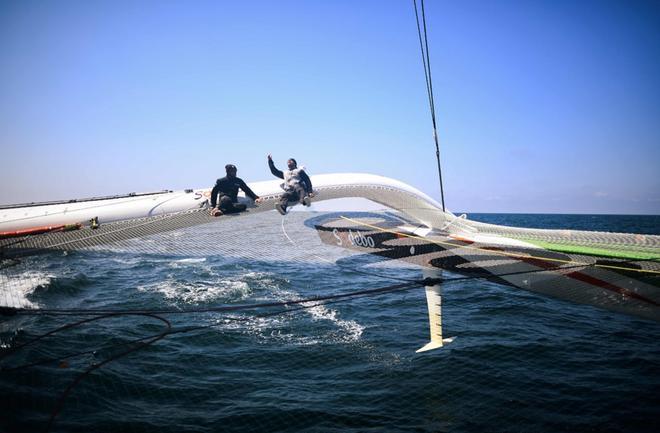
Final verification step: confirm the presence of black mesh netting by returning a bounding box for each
[1,207,659,433]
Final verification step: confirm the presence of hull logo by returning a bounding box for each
[332,229,376,248]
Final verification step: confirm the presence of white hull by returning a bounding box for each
[0,173,447,232]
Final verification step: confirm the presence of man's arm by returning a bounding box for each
[238,179,259,201]
[210,184,219,208]
[268,158,284,179]
[299,170,313,194]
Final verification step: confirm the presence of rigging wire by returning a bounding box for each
[413,0,446,211]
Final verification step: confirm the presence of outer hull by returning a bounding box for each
[309,212,660,322]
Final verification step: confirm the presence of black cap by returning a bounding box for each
[225,164,237,171]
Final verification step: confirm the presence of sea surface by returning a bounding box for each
[1,212,659,433]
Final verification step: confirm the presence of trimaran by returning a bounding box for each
[2,171,659,353]
[1,0,659,354]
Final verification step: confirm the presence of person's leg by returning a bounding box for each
[294,184,306,204]
[218,196,234,213]
[276,190,295,215]
[219,197,249,214]
[212,195,231,216]
[232,203,247,213]
[293,184,311,206]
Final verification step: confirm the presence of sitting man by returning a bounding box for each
[267,154,313,215]
[211,164,262,216]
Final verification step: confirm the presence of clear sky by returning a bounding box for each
[1,0,659,214]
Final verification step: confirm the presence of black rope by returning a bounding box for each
[413,0,446,211]
[0,284,418,373]
[1,261,594,373]
[1,280,424,432]
[0,259,598,432]
[1,261,590,321]
[12,280,424,317]
[45,313,172,433]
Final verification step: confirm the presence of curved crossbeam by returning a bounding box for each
[0,173,451,232]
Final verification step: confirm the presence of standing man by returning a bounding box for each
[211,164,262,216]
[267,154,313,215]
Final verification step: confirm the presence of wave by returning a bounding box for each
[269,287,365,344]
[0,272,53,308]
[189,270,366,346]
[168,257,208,268]
[137,277,252,305]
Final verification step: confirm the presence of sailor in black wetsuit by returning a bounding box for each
[267,154,313,215]
[211,164,262,216]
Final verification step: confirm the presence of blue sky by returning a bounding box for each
[1,0,659,213]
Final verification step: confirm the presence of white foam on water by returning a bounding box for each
[273,288,365,343]
[168,257,208,269]
[270,330,322,346]
[304,302,364,342]
[137,277,251,304]
[0,272,53,309]
[139,268,364,345]
[241,271,287,289]
[110,256,144,265]
[215,315,324,346]
[209,281,365,345]
[174,258,207,264]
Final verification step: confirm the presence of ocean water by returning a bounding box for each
[1,212,659,433]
